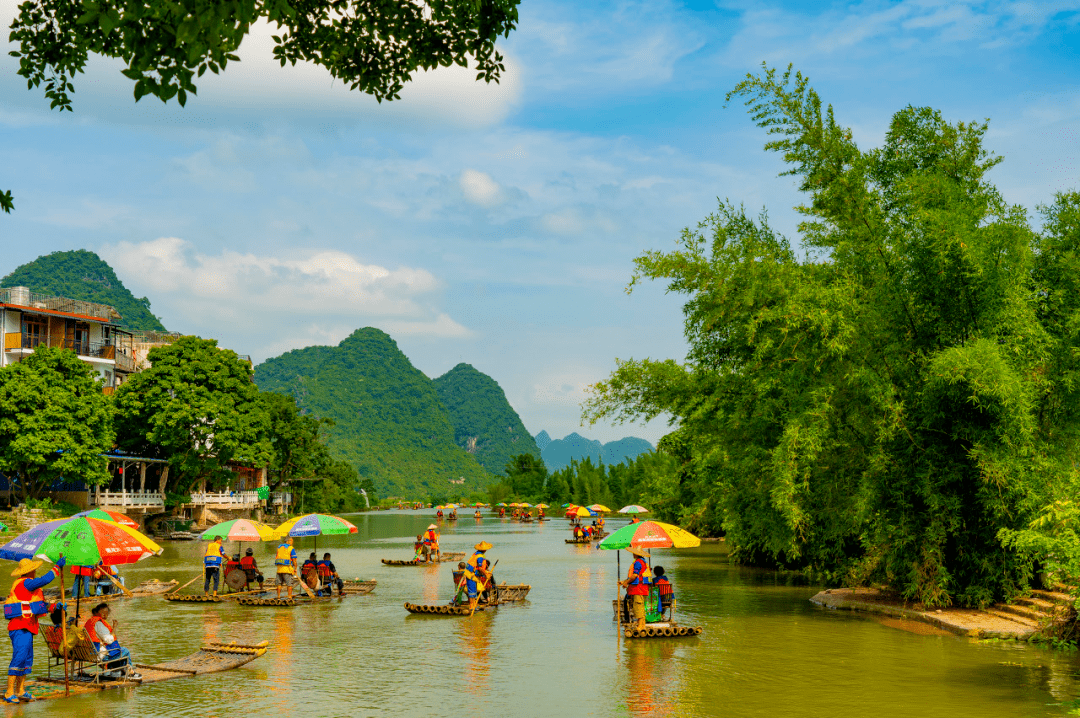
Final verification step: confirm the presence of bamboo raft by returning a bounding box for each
[236,580,377,606]
[565,538,592,544]
[404,583,531,615]
[381,552,465,566]
[20,640,268,703]
[612,599,702,639]
[44,579,179,600]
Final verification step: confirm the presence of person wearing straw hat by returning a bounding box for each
[619,548,651,633]
[4,557,65,703]
[422,524,440,563]
[462,542,493,613]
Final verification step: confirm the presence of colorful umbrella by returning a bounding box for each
[536,504,549,509]
[520,503,533,508]
[201,518,276,542]
[496,503,507,507]
[598,520,700,551]
[570,506,598,518]
[561,503,572,508]
[618,505,649,514]
[0,517,162,566]
[274,513,358,539]
[71,509,140,529]
[588,504,612,513]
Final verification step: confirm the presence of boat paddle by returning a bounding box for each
[168,571,203,598]
[56,554,70,696]
[102,569,134,598]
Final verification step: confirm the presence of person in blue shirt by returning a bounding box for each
[5,557,65,703]
[202,537,228,596]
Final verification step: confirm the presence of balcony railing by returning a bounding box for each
[0,288,120,322]
[90,491,165,508]
[5,334,136,368]
[271,492,292,506]
[189,491,262,506]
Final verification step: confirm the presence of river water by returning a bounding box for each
[4,510,1080,717]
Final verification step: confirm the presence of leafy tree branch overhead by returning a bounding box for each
[3,0,522,212]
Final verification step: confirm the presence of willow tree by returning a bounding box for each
[586,65,1080,607]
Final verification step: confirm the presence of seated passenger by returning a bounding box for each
[317,553,344,596]
[84,603,139,680]
[652,566,674,616]
[300,553,320,589]
[92,563,123,596]
[240,548,264,590]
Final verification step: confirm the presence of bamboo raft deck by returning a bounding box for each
[611,599,702,639]
[236,580,377,606]
[565,538,593,544]
[44,579,179,600]
[18,641,268,703]
[381,552,466,566]
[404,583,531,615]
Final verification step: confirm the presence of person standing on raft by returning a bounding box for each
[274,536,298,600]
[203,536,228,596]
[422,524,440,562]
[619,547,651,633]
[5,557,65,703]
[461,542,493,612]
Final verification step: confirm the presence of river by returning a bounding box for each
[5,510,1080,717]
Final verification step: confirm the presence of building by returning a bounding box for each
[0,286,136,392]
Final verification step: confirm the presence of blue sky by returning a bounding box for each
[1,0,1079,444]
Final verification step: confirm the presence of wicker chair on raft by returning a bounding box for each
[42,626,128,683]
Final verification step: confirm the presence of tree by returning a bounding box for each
[113,336,271,501]
[0,346,113,499]
[586,64,1074,607]
[3,0,521,212]
[260,390,330,492]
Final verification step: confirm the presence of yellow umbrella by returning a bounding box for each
[535,504,549,509]
[588,504,612,513]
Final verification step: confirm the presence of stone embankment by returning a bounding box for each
[811,587,1073,640]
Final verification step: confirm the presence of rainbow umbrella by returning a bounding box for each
[201,518,276,542]
[618,505,649,514]
[570,506,598,518]
[561,503,572,508]
[536,504,549,509]
[0,516,162,566]
[71,509,140,528]
[588,504,612,513]
[274,513,358,539]
[496,503,507,507]
[598,520,700,551]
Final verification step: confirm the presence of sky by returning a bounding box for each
[1,0,1079,445]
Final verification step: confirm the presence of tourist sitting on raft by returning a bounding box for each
[93,564,124,596]
[5,557,65,703]
[240,548,264,590]
[84,603,139,681]
[652,566,674,618]
[474,510,482,519]
[317,553,344,596]
[436,509,444,519]
[498,507,506,517]
[301,553,320,591]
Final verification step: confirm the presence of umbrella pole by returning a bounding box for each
[57,557,70,696]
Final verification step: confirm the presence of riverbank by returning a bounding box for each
[810,587,1074,640]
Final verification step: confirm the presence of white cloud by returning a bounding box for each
[459,169,503,207]
[99,238,470,357]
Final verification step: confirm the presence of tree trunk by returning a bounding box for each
[158,464,169,497]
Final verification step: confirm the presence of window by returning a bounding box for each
[21,316,45,348]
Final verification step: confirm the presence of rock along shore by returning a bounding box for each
[809,587,1069,640]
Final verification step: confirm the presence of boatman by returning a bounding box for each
[422,524,440,563]
[461,541,493,613]
[5,556,65,703]
[619,547,651,633]
[274,536,298,600]
[203,536,228,596]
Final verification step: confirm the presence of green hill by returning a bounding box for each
[253,328,491,499]
[433,363,540,475]
[1,250,166,331]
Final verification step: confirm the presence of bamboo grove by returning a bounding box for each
[585,66,1080,608]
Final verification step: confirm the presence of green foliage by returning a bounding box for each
[254,327,491,499]
[114,336,272,495]
[434,363,540,475]
[8,0,520,112]
[0,189,12,214]
[1,250,166,331]
[585,64,1080,607]
[0,346,114,499]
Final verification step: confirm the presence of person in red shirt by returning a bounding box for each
[619,548,651,632]
[4,557,65,703]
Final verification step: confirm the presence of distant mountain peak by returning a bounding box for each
[535,430,552,451]
[1,250,166,332]
[537,431,655,472]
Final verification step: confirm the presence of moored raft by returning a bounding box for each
[23,638,268,702]
[381,552,465,566]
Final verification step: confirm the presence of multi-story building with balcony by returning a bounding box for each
[0,286,137,391]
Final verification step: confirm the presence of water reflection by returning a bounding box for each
[459,611,493,698]
[622,639,680,717]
